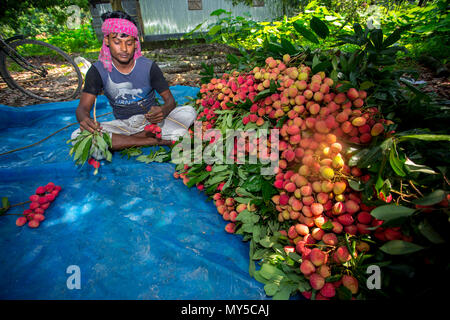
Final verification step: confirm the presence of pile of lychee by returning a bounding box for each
[181,54,408,299]
[16,182,61,228]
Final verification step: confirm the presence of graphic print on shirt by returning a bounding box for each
[106,74,149,105]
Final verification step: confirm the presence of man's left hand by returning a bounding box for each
[145,106,166,124]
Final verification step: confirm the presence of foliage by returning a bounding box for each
[187,1,449,64]
[43,24,101,54]
[0,1,89,34]
[0,1,100,54]
[68,130,112,166]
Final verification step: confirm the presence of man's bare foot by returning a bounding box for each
[111,133,173,150]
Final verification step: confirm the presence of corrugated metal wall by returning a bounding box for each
[90,0,285,41]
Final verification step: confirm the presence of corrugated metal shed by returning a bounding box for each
[89,0,286,42]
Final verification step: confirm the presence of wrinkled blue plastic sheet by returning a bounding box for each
[0,86,268,300]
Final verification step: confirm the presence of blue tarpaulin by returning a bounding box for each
[0,86,268,300]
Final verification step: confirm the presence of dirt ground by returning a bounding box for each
[0,43,448,107]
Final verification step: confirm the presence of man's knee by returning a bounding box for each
[169,105,197,127]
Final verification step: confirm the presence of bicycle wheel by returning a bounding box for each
[0,39,83,102]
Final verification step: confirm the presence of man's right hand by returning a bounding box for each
[79,117,102,133]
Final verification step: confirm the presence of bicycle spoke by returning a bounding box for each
[1,39,82,101]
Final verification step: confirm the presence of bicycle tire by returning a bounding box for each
[0,51,19,90]
[0,39,83,102]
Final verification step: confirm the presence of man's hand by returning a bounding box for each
[145,106,166,124]
[79,117,102,133]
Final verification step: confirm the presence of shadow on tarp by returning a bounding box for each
[0,86,269,300]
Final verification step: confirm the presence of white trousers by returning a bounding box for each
[71,105,197,160]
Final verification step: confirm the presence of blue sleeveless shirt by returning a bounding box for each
[93,57,156,120]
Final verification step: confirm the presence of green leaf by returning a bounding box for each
[253,270,270,285]
[370,29,383,50]
[242,174,262,192]
[210,9,227,16]
[2,196,10,209]
[258,263,285,280]
[398,134,450,142]
[208,25,222,36]
[418,219,445,244]
[235,187,257,199]
[1,197,10,215]
[312,61,332,74]
[348,149,368,167]
[320,220,334,231]
[259,236,275,248]
[348,179,364,191]
[261,179,277,201]
[73,135,91,162]
[383,26,408,48]
[336,286,353,300]
[389,148,406,177]
[293,20,319,44]
[253,248,269,260]
[298,280,311,292]
[288,252,302,263]
[272,284,292,300]
[325,274,343,283]
[370,205,416,222]
[234,197,250,204]
[379,240,425,255]
[360,81,374,90]
[102,132,112,148]
[280,37,297,55]
[226,53,239,65]
[211,164,230,173]
[95,135,108,153]
[412,190,446,206]
[357,145,382,168]
[264,283,279,296]
[186,21,205,36]
[204,173,228,186]
[310,16,329,39]
[253,89,271,102]
[353,23,364,40]
[267,41,283,54]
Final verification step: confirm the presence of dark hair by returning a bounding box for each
[101,11,137,26]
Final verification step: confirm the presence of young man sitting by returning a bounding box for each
[72,11,196,159]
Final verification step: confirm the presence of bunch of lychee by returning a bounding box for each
[16,182,61,228]
[211,190,257,234]
[186,55,402,299]
[249,55,386,145]
[88,157,101,175]
[144,123,162,139]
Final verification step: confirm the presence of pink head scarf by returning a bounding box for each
[98,18,142,72]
